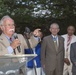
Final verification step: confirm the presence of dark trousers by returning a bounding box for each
[73,72,76,75]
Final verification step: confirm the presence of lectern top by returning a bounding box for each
[0,54,37,58]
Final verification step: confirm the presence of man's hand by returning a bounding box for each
[33,28,41,37]
[42,65,45,71]
[43,65,45,69]
[10,39,21,49]
[64,58,70,65]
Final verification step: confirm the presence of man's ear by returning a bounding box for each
[0,25,4,31]
[49,28,51,32]
[58,29,60,32]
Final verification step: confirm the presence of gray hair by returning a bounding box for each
[50,23,59,29]
[0,15,14,26]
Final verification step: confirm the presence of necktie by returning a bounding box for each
[10,38,16,54]
[53,37,58,51]
[66,36,72,58]
[10,38,12,43]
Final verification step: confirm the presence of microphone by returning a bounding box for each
[24,27,31,39]
[25,27,31,34]
[13,33,21,53]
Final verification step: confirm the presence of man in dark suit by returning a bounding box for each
[70,42,76,75]
[41,23,64,75]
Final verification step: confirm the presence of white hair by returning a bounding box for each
[50,23,59,29]
[0,15,14,26]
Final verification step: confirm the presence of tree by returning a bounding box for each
[0,0,76,35]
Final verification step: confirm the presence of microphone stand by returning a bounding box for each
[24,33,37,75]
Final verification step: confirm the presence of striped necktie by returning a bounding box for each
[66,36,72,58]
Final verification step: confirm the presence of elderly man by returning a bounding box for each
[41,23,64,75]
[62,26,76,75]
[0,15,41,75]
[0,15,41,54]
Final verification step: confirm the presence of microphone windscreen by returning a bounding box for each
[13,33,21,53]
[13,33,18,39]
[25,27,31,34]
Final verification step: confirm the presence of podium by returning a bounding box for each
[0,54,37,75]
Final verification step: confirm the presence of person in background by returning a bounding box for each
[70,40,76,75]
[0,15,41,75]
[62,26,76,75]
[25,31,45,75]
[41,23,64,75]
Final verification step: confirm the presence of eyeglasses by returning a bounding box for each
[2,24,15,27]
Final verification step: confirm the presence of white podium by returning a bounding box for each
[0,54,37,75]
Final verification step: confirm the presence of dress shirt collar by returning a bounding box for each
[52,34,58,39]
[4,34,14,42]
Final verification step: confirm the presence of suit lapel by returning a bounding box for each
[0,33,21,55]
[70,35,75,44]
[58,36,60,50]
[50,35,57,52]
[0,33,10,47]
[50,35,62,53]
[57,36,62,53]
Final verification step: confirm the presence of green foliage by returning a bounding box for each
[0,0,76,35]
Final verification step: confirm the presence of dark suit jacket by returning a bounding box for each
[70,42,76,72]
[41,35,64,72]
